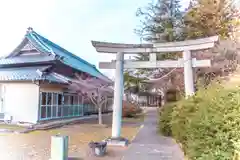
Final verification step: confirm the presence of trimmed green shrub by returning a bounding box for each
[159,102,176,136]
[159,84,240,159]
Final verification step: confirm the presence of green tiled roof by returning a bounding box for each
[0,66,68,83]
[0,55,54,65]
[21,28,111,83]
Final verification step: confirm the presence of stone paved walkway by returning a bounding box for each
[122,108,184,160]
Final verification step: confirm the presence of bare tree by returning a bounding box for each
[66,73,113,125]
[87,87,110,125]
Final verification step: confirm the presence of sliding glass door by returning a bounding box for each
[39,92,85,121]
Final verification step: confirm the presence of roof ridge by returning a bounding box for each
[29,30,96,68]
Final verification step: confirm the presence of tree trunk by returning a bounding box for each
[98,105,103,125]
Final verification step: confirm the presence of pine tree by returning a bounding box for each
[135,0,184,43]
[133,0,184,76]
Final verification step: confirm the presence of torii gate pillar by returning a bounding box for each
[183,50,195,96]
[104,52,129,146]
[112,52,124,138]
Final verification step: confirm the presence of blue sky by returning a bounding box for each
[0,0,190,78]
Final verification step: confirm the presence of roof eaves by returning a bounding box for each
[7,35,51,58]
[7,38,29,58]
[58,58,111,83]
[94,68,113,83]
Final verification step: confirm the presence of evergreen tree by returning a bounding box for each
[184,0,240,40]
[135,0,184,43]
[124,71,148,101]
[183,0,240,86]
[133,0,184,77]
[124,71,147,93]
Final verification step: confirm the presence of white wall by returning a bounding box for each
[40,83,65,93]
[2,82,39,124]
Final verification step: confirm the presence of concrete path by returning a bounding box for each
[122,108,184,160]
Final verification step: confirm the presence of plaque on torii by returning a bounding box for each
[91,36,219,146]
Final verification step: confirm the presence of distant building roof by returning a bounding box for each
[7,27,111,83]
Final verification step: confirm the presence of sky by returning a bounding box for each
[0,0,190,79]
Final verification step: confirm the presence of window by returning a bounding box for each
[70,96,74,105]
[58,94,63,105]
[47,93,52,105]
[64,95,70,105]
[40,92,85,120]
[40,92,58,119]
[41,106,46,119]
[41,92,46,105]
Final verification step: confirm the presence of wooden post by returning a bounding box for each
[112,52,124,138]
[50,135,69,160]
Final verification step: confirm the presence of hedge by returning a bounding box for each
[159,84,240,160]
[158,102,176,136]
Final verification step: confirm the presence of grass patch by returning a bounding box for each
[0,124,25,130]
[0,114,142,160]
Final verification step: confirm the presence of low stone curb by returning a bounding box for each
[13,113,112,134]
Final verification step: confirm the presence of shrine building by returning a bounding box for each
[0,27,112,124]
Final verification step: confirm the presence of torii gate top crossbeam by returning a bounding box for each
[91,36,219,54]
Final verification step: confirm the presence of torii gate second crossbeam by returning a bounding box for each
[91,36,219,146]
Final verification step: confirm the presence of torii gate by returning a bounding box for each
[91,36,219,146]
